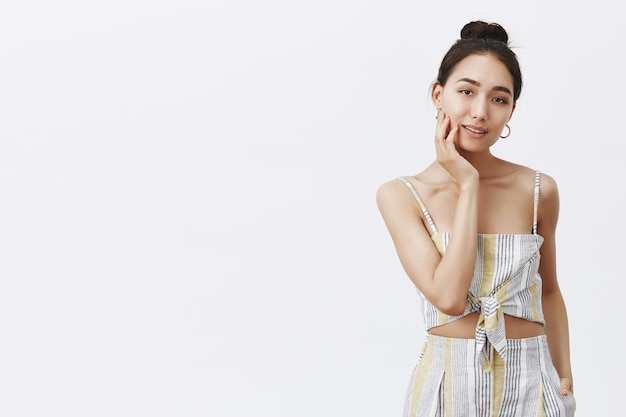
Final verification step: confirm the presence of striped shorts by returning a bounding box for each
[404,334,576,416]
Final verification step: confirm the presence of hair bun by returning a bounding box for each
[460,21,508,43]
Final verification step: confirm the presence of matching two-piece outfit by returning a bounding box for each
[395,172,576,416]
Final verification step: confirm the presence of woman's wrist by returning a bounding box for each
[459,176,479,192]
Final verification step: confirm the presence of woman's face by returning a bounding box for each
[432,53,516,153]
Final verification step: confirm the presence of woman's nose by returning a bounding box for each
[471,99,488,120]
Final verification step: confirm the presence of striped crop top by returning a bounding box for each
[395,171,545,370]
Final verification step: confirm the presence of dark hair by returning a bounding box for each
[437,21,523,101]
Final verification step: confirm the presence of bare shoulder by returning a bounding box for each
[538,171,560,215]
[376,165,439,205]
[538,171,559,199]
[376,177,416,211]
[513,165,559,200]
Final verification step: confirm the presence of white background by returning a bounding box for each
[0,0,623,416]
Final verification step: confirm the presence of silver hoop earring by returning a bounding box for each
[500,124,511,139]
[435,108,441,119]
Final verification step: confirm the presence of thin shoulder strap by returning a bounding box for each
[532,170,541,235]
[395,177,438,234]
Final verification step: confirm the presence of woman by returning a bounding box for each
[376,21,575,416]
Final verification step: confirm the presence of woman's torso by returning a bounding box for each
[401,163,545,340]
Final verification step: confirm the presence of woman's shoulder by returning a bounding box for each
[509,163,558,192]
[376,175,417,205]
[498,162,559,202]
[489,160,555,184]
[536,170,559,208]
[376,165,441,198]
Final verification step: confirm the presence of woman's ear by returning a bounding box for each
[431,82,443,109]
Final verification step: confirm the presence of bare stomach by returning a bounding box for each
[428,312,545,339]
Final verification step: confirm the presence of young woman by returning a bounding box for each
[376,21,575,416]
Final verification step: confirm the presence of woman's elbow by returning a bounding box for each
[439,304,466,316]
[431,295,467,316]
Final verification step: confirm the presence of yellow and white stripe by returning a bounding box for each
[404,335,576,416]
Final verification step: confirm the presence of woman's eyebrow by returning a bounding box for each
[456,77,512,96]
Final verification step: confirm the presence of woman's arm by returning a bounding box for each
[537,174,574,395]
[376,113,480,316]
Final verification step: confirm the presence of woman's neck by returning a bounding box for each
[458,150,502,178]
[431,150,506,182]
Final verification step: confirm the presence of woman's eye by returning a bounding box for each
[493,97,507,104]
[460,89,471,95]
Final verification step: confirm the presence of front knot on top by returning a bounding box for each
[469,294,507,372]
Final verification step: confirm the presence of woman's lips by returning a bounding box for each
[462,125,488,137]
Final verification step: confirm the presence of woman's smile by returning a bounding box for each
[462,124,489,137]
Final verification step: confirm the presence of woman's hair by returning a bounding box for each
[437,21,522,101]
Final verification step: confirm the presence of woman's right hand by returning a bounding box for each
[434,111,479,186]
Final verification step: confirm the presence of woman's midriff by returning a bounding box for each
[428,312,545,339]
